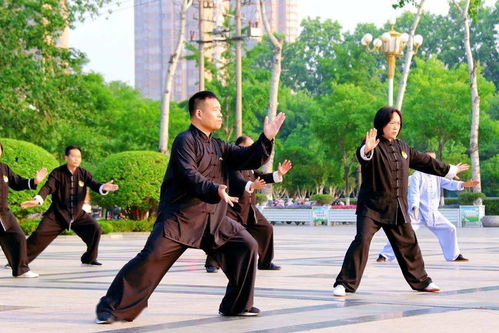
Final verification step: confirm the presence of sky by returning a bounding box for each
[70,0,493,86]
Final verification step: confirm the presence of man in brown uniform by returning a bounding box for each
[205,135,292,272]
[0,142,47,278]
[95,91,286,324]
[21,146,119,266]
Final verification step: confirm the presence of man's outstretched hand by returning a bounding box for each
[218,185,239,207]
[263,112,286,141]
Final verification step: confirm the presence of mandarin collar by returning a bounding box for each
[190,124,212,143]
[64,164,79,175]
[378,136,398,145]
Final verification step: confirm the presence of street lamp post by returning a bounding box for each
[361,19,423,106]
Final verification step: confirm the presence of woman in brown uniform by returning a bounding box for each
[333,106,469,297]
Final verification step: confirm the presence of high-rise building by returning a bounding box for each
[134,0,300,101]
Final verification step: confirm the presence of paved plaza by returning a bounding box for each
[0,224,498,332]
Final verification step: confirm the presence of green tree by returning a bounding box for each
[312,84,380,202]
[402,57,495,161]
[481,154,498,196]
[281,17,342,95]
[394,3,498,88]
[0,0,114,143]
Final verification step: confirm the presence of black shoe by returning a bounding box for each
[95,312,116,324]
[206,265,219,273]
[376,254,387,263]
[82,261,102,267]
[219,307,260,317]
[453,254,469,262]
[259,263,281,270]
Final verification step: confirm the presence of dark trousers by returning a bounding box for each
[26,213,102,264]
[334,214,432,292]
[0,222,30,276]
[96,221,258,321]
[206,216,274,269]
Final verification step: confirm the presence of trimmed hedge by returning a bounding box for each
[0,138,59,218]
[19,218,155,235]
[458,192,487,205]
[93,151,169,220]
[484,198,499,215]
[310,194,333,205]
[255,193,268,205]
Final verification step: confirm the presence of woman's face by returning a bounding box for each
[382,112,401,141]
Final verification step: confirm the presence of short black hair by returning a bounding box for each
[235,135,251,146]
[373,106,403,137]
[65,145,82,156]
[188,91,218,117]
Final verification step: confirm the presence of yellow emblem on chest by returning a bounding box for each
[401,151,408,159]
[78,180,85,187]
[3,175,8,183]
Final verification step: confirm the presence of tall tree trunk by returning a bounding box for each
[258,0,283,199]
[453,0,482,196]
[396,0,427,111]
[158,0,193,154]
[343,153,351,205]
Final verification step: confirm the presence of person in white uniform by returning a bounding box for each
[377,151,479,263]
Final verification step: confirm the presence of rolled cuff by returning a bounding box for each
[99,184,109,196]
[444,165,458,180]
[273,171,283,183]
[34,195,44,206]
[360,145,374,161]
[245,181,254,193]
[28,179,32,190]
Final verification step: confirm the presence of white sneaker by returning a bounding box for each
[333,284,346,297]
[423,282,440,292]
[16,271,39,278]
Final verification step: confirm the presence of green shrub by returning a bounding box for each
[93,151,169,220]
[458,192,486,205]
[100,219,154,232]
[99,221,114,234]
[484,198,499,215]
[19,219,40,235]
[19,218,117,235]
[255,193,268,205]
[0,138,59,218]
[310,194,333,206]
[443,198,459,206]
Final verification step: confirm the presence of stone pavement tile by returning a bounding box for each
[0,225,497,332]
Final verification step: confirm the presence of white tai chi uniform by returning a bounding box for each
[379,171,464,261]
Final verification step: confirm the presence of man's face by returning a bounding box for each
[382,112,401,140]
[0,146,2,158]
[196,97,223,132]
[239,138,254,147]
[64,149,82,168]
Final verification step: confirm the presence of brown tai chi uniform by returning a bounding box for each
[96,125,273,321]
[334,137,453,292]
[26,165,106,264]
[0,163,37,276]
[206,169,279,269]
